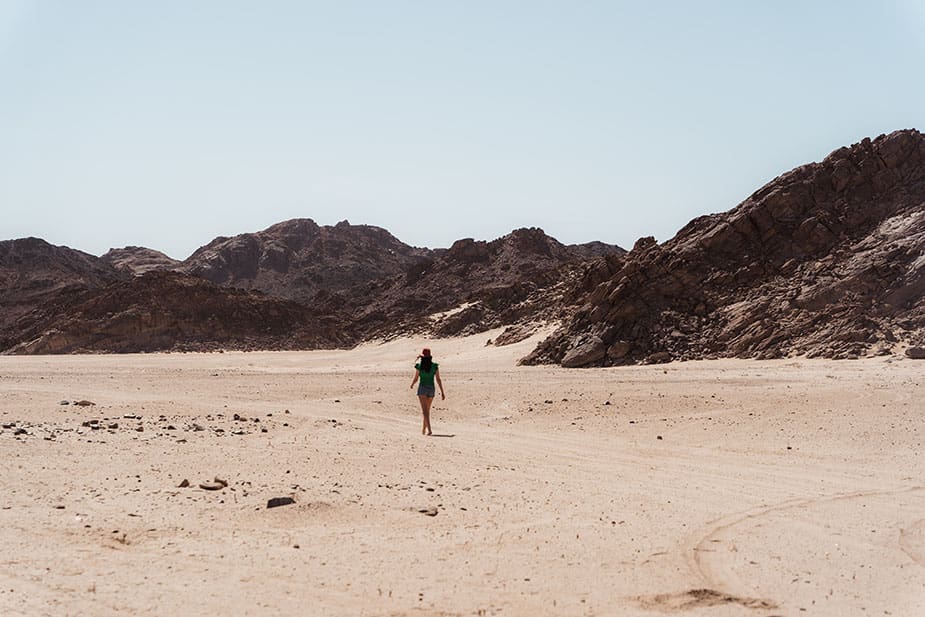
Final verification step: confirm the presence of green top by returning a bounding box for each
[415,362,439,387]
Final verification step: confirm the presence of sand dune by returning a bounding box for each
[1,329,923,616]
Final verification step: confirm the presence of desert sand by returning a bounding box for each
[1,328,923,616]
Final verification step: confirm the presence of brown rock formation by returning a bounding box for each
[354,227,625,339]
[179,219,432,304]
[0,238,124,350]
[7,271,351,354]
[524,129,925,366]
[101,246,180,275]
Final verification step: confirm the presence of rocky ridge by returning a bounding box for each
[353,227,623,341]
[0,225,622,354]
[8,271,352,354]
[523,129,925,366]
[178,219,432,305]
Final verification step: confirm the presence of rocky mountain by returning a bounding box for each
[174,219,623,343]
[1,222,622,354]
[355,227,625,341]
[523,129,925,367]
[0,238,124,350]
[7,271,352,354]
[179,219,432,304]
[101,246,180,275]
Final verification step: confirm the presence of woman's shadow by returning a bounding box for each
[429,433,455,438]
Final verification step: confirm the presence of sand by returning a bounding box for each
[1,328,923,616]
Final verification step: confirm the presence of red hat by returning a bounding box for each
[421,348,431,357]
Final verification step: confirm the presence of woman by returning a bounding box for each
[410,348,445,435]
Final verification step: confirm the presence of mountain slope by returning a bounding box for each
[5,271,352,354]
[524,129,925,366]
[0,238,124,350]
[354,227,625,340]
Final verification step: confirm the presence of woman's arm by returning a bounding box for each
[435,369,445,400]
[410,370,420,389]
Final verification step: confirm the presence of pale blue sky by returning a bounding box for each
[1,1,923,259]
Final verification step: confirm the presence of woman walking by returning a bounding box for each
[410,348,445,435]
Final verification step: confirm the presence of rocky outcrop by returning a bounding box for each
[179,219,432,304]
[354,227,624,339]
[0,238,124,350]
[101,246,180,275]
[524,129,925,366]
[5,271,352,354]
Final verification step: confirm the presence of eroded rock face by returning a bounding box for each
[179,219,432,304]
[0,238,124,350]
[6,271,352,354]
[101,246,180,275]
[524,129,925,366]
[353,227,625,340]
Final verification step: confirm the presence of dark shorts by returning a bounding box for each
[417,384,436,398]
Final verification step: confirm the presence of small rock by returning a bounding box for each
[213,477,228,488]
[656,435,663,440]
[418,507,438,517]
[74,400,96,407]
[561,335,606,368]
[267,497,295,509]
[59,400,70,406]
[14,428,27,436]
[905,347,925,359]
[178,479,190,488]
[199,481,225,491]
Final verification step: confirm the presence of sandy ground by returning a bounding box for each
[1,328,923,617]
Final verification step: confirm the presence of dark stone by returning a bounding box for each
[905,347,925,359]
[267,497,296,509]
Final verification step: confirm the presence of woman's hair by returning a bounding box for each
[420,355,433,372]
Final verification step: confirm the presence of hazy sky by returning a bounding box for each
[1,1,923,259]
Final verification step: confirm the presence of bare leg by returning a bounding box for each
[419,395,433,435]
